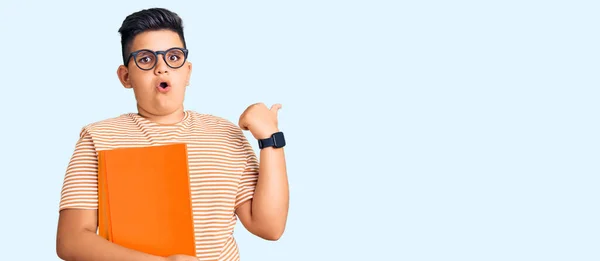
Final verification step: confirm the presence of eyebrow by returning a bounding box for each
[133,47,185,52]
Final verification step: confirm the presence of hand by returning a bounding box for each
[238,102,282,140]
[166,254,198,261]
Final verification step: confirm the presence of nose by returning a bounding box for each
[154,54,169,75]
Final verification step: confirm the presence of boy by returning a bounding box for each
[55,8,289,261]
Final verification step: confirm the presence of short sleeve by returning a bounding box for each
[58,128,99,211]
[234,133,259,209]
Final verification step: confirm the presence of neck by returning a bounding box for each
[136,105,185,125]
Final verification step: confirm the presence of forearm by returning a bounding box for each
[57,229,166,261]
[251,146,289,235]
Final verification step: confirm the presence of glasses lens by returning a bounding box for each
[166,49,186,68]
[135,50,157,70]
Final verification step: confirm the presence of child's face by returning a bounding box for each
[117,30,192,116]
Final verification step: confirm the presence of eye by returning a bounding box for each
[167,49,185,62]
[168,54,180,61]
[138,56,154,64]
[135,51,155,64]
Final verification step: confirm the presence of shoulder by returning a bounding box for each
[78,113,138,138]
[187,111,242,134]
[186,111,253,148]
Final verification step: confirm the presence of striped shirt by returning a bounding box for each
[59,110,259,261]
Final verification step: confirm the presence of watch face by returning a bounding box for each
[272,132,286,148]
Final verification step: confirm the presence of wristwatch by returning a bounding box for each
[258,132,286,149]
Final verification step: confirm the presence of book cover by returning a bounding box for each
[98,143,196,257]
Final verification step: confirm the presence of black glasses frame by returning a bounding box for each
[126,47,189,71]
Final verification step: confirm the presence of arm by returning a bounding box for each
[56,209,167,261]
[56,129,194,261]
[236,103,290,240]
[236,145,289,240]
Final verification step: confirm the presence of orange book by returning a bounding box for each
[97,143,196,257]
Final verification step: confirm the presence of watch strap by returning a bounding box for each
[258,136,275,149]
[258,132,285,149]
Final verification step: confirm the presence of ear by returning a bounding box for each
[185,61,193,86]
[117,65,132,89]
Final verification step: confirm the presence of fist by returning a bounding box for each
[166,254,198,261]
[238,102,281,140]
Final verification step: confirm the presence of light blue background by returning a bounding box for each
[0,0,598,260]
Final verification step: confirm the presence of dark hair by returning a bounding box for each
[118,8,187,65]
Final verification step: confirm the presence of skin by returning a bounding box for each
[117,29,192,124]
[56,29,289,261]
[237,103,289,241]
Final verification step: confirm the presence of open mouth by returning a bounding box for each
[157,81,171,93]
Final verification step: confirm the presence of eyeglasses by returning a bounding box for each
[126,47,189,70]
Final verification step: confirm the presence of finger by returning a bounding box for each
[270,104,282,117]
[238,119,247,130]
[270,103,282,113]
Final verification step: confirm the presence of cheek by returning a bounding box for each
[170,72,188,87]
[129,72,154,87]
